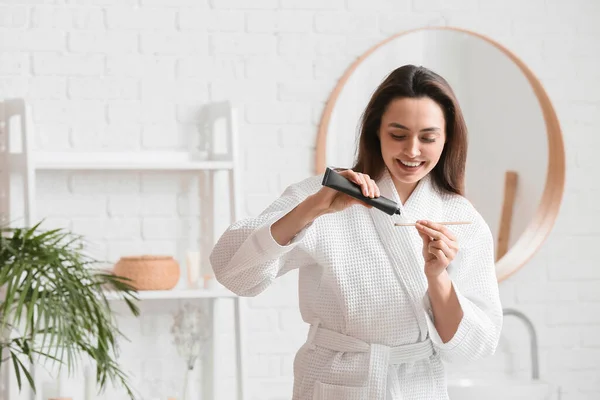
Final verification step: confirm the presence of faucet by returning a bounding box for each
[503,308,539,380]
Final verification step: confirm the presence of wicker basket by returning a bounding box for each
[113,255,180,291]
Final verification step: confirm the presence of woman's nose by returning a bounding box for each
[404,139,421,158]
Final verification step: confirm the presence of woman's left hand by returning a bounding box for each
[415,220,459,278]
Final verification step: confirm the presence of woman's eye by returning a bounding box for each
[422,138,436,143]
[391,134,405,140]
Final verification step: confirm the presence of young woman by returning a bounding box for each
[210,65,502,400]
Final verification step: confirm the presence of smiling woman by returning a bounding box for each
[211,61,504,399]
[351,64,466,204]
[315,27,565,282]
[210,28,563,400]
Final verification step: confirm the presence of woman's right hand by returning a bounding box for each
[310,169,381,215]
[271,169,381,245]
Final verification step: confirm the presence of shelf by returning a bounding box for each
[26,151,234,171]
[105,288,238,301]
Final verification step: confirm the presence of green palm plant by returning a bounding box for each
[0,221,140,398]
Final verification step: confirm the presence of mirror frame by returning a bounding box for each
[315,26,565,282]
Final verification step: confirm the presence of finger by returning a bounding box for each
[362,174,371,198]
[366,177,380,198]
[416,223,457,249]
[429,240,455,259]
[341,169,359,183]
[356,173,370,197]
[415,223,447,243]
[417,228,431,248]
[418,220,457,241]
[346,170,369,197]
[430,247,449,263]
[365,175,377,198]
[428,242,449,259]
[419,221,459,252]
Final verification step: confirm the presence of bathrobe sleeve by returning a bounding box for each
[423,216,503,363]
[209,178,318,297]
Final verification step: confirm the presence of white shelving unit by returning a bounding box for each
[0,98,247,400]
[28,151,235,171]
[105,289,238,301]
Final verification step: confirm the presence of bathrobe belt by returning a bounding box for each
[307,324,435,399]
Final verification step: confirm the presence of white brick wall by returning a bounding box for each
[2,0,599,399]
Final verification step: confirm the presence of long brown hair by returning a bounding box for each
[353,64,467,196]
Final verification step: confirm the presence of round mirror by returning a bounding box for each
[315,27,565,282]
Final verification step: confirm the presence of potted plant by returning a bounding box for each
[0,222,140,398]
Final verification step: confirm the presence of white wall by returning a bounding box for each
[1,0,599,399]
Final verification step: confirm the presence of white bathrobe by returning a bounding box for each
[210,169,503,400]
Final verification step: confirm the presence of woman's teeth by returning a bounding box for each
[399,160,422,167]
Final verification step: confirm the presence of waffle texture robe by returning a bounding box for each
[210,169,503,400]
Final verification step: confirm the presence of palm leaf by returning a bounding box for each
[0,222,140,398]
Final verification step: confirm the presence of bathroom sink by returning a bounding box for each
[447,378,552,400]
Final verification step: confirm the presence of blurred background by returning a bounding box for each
[0,0,599,399]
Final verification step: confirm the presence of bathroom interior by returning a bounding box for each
[0,0,597,399]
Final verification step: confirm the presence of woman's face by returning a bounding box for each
[379,97,446,192]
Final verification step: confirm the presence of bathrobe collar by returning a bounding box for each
[369,169,441,341]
